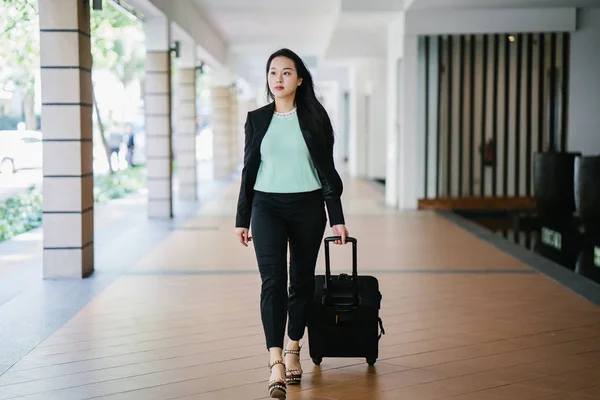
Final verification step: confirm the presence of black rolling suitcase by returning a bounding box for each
[307,236,385,366]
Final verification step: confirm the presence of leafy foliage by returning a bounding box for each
[0,185,42,242]
[90,3,143,74]
[0,0,39,94]
[93,166,147,203]
[0,0,145,95]
[0,167,147,242]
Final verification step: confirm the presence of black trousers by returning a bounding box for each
[251,190,326,350]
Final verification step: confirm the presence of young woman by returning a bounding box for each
[235,48,348,399]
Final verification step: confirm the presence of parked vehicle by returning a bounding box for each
[0,130,43,174]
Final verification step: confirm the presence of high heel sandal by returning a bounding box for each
[268,359,287,399]
[283,345,303,385]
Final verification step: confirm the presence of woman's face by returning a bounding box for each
[268,56,303,100]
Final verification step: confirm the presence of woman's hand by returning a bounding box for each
[332,224,349,245]
[236,228,252,247]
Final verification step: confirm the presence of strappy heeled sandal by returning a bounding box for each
[268,359,287,399]
[283,345,303,385]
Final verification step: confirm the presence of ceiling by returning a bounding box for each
[341,0,406,12]
[191,0,404,86]
[408,0,600,9]
[187,0,599,86]
[324,12,398,60]
[193,0,340,56]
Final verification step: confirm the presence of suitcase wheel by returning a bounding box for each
[312,357,322,366]
[367,358,377,366]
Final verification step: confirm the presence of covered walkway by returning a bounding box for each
[1,179,599,400]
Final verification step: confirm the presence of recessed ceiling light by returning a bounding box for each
[508,35,516,42]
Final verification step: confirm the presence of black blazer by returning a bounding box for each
[235,102,345,229]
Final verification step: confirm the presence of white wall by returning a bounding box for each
[327,29,388,59]
[405,7,577,35]
[367,58,387,180]
[568,8,600,156]
[314,66,350,163]
[144,16,170,51]
[347,59,387,179]
[316,80,341,159]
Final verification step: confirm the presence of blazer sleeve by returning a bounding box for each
[322,137,345,227]
[235,113,253,228]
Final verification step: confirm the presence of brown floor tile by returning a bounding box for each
[372,380,468,399]
[2,179,600,400]
[479,382,560,399]
[568,385,600,399]
[518,368,598,393]
[348,368,447,391]
[441,394,513,400]
[539,395,600,400]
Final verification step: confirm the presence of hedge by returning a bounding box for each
[0,167,147,242]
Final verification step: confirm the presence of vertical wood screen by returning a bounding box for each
[420,33,570,199]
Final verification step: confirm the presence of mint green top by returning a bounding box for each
[253,109,322,193]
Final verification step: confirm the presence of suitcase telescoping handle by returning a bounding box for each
[323,236,359,306]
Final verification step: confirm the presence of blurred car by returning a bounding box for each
[0,130,43,174]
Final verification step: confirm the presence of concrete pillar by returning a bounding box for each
[348,60,369,178]
[39,0,94,278]
[144,17,173,218]
[385,14,405,208]
[229,90,238,172]
[211,86,236,179]
[175,41,197,200]
[398,34,420,211]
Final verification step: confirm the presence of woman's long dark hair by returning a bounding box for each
[265,48,334,146]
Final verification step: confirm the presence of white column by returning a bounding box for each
[385,15,404,207]
[175,40,197,200]
[39,0,94,278]
[349,59,384,179]
[211,68,238,179]
[144,17,173,218]
[229,90,238,172]
[366,58,387,181]
[398,34,421,211]
[348,64,360,178]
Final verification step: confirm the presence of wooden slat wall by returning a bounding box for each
[419,33,571,208]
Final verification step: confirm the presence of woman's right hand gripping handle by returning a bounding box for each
[235,228,252,247]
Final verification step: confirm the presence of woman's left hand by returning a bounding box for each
[332,224,349,245]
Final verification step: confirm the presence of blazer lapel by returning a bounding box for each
[253,102,275,148]
[300,128,314,151]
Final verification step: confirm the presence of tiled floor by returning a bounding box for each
[1,178,600,399]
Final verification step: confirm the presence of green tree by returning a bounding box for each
[89,3,145,173]
[111,37,145,90]
[0,0,145,172]
[0,1,145,128]
[90,3,144,88]
[0,0,40,129]
[90,3,139,69]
